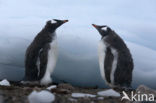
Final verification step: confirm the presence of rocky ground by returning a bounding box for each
[0,81,155,103]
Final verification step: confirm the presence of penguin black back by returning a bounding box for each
[105,29,134,87]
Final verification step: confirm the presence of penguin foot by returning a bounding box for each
[40,78,52,86]
[20,81,40,85]
[113,84,134,92]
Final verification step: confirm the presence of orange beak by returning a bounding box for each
[63,20,69,23]
[92,24,97,28]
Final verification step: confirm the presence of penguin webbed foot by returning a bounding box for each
[113,84,134,92]
[20,80,40,86]
[120,84,134,92]
[121,86,133,92]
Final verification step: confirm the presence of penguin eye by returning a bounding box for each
[101,27,108,31]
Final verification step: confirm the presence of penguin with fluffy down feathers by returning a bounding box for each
[24,19,68,85]
[92,24,134,88]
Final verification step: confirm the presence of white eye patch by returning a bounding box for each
[101,27,108,31]
[51,20,57,24]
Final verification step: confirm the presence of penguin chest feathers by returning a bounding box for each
[46,33,58,73]
[98,38,119,87]
[40,32,58,85]
[98,39,108,82]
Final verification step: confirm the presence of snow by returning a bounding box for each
[97,89,120,97]
[0,79,10,86]
[97,97,104,100]
[71,93,96,98]
[28,90,55,103]
[46,85,57,90]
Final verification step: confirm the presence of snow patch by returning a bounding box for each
[97,97,104,100]
[0,79,10,86]
[47,85,57,90]
[71,93,96,98]
[97,89,120,97]
[28,90,55,103]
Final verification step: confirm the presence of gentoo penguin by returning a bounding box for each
[24,19,68,85]
[92,24,134,88]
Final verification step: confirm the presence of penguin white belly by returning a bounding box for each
[40,39,58,85]
[98,40,108,84]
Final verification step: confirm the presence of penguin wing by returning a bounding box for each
[36,48,43,76]
[38,44,50,80]
[104,47,114,83]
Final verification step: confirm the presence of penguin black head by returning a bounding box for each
[45,19,68,32]
[92,24,111,37]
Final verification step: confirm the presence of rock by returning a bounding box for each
[51,88,71,94]
[51,83,74,94]
[133,85,156,103]
[57,83,75,91]
[68,97,77,102]
[0,95,4,103]
[136,85,156,96]
[97,97,104,100]
[0,82,124,103]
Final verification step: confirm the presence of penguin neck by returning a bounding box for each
[101,35,108,40]
[44,25,56,33]
[51,31,57,40]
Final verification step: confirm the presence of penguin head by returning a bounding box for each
[45,19,68,32]
[92,24,111,37]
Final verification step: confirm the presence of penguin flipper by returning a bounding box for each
[104,47,114,84]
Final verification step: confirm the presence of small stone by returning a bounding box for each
[97,97,104,100]
[0,95,4,103]
[68,98,77,102]
[136,85,156,97]
[57,83,74,91]
[51,88,71,94]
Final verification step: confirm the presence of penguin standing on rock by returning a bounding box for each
[24,19,68,85]
[92,24,134,88]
